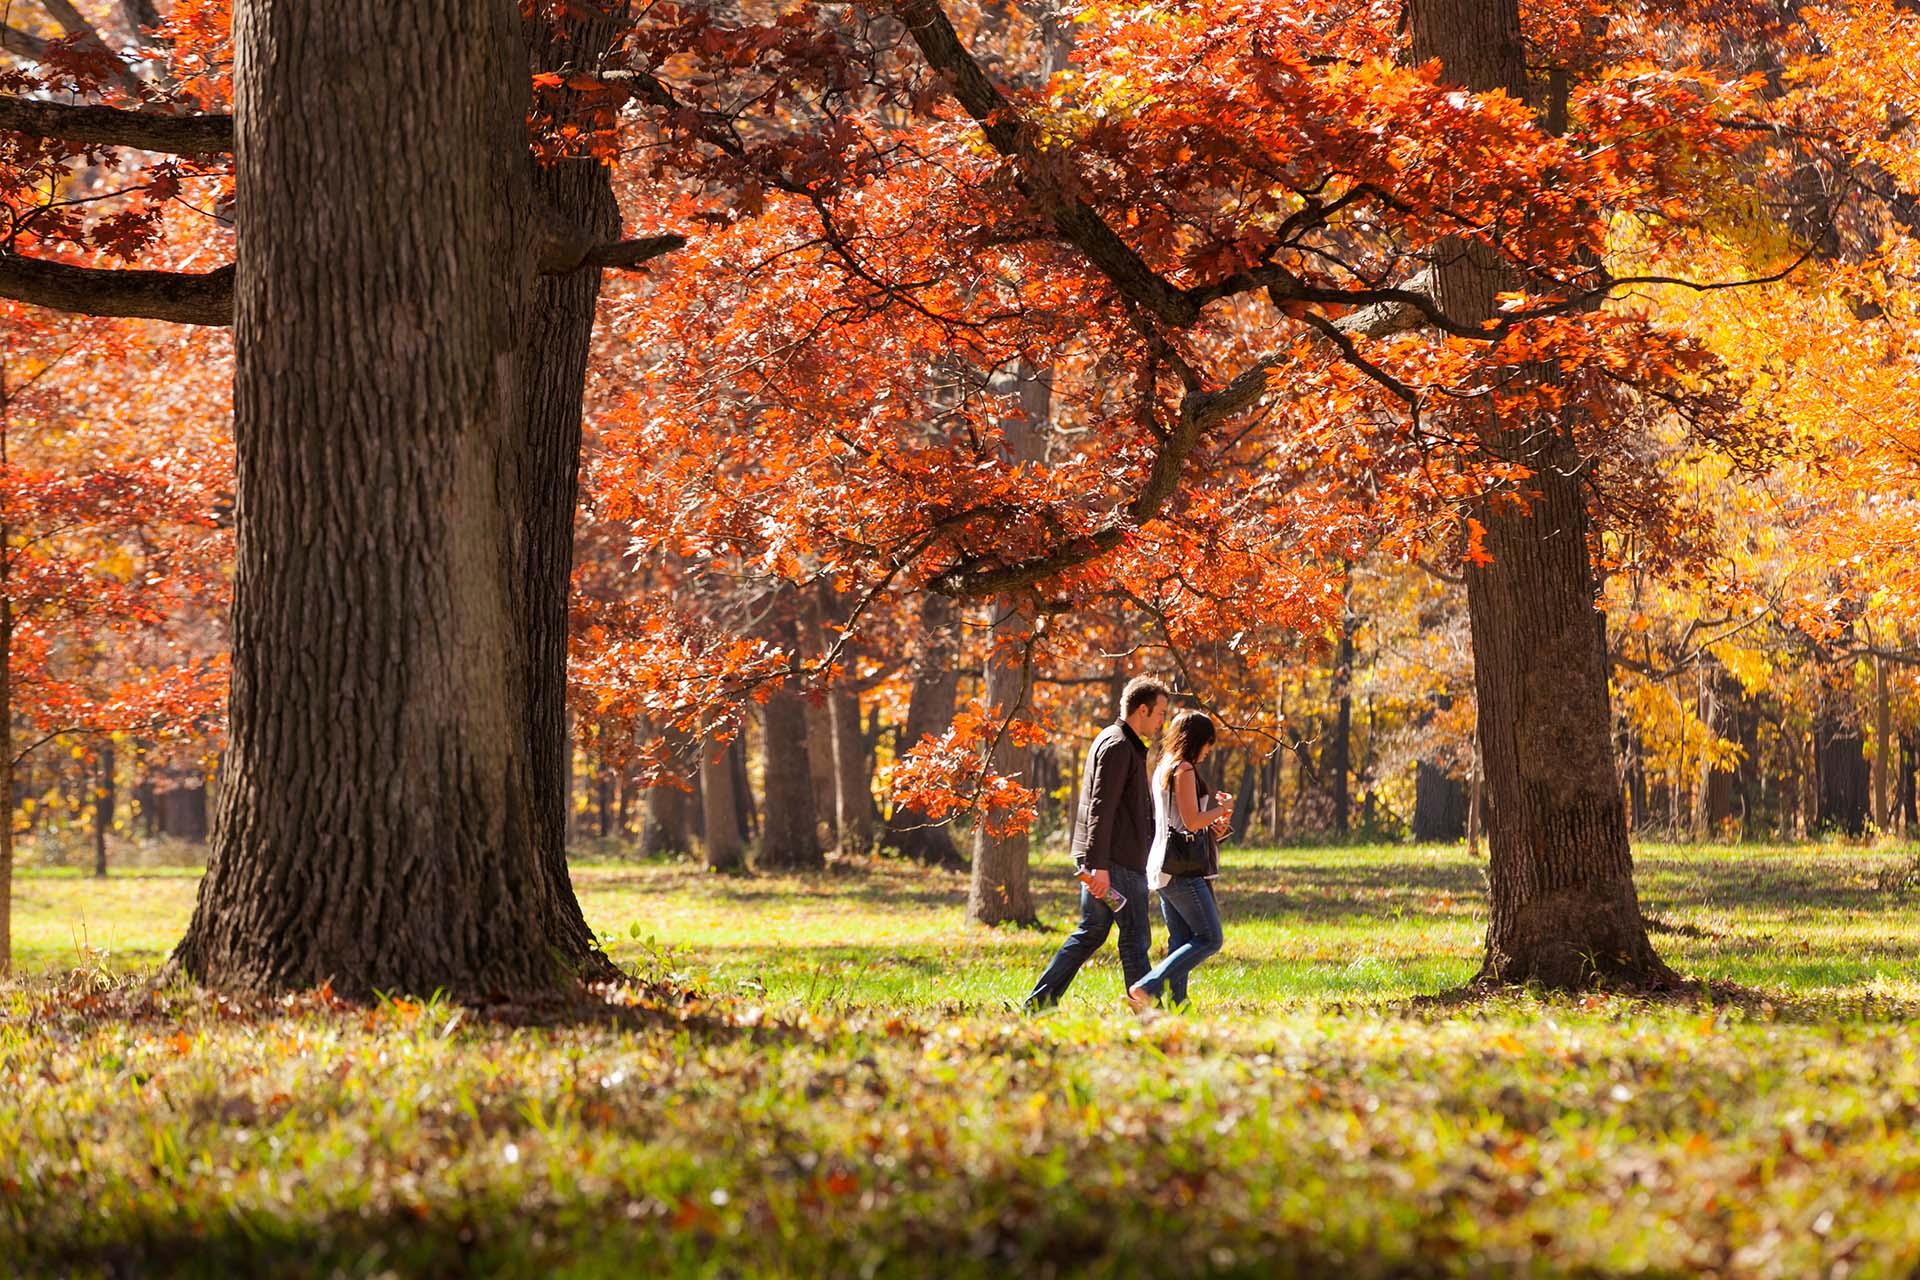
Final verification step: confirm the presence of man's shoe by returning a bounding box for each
[1125,986,1157,1014]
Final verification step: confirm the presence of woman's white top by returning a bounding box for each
[1145,762,1203,890]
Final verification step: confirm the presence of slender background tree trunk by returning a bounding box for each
[700,724,744,872]
[758,593,823,870]
[887,593,965,868]
[967,361,1049,926]
[968,598,1037,926]
[92,742,113,878]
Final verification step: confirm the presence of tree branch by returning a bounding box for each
[0,94,233,153]
[0,254,233,324]
[892,0,1200,328]
[28,0,149,99]
[1,231,683,326]
[2,24,50,62]
[930,357,1272,597]
[577,234,686,272]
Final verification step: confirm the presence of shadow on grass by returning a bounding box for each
[1404,971,1920,1026]
[10,1187,1554,1280]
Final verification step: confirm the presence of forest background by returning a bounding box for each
[1,0,1917,943]
[4,1,1920,1275]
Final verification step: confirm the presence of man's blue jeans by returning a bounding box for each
[1023,865,1152,1009]
[1134,875,1223,1006]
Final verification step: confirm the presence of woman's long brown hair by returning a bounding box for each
[1158,710,1216,794]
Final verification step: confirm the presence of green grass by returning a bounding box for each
[5,841,1920,1277]
[22,842,1920,1008]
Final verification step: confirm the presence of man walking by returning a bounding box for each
[1023,676,1170,1010]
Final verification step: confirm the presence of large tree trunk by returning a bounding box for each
[173,0,592,998]
[514,3,626,980]
[1410,0,1670,990]
[757,596,823,870]
[885,593,965,868]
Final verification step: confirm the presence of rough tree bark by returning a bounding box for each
[515,0,629,980]
[1410,0,1672,989]
[172,0,600,997]
[885,593,965,868]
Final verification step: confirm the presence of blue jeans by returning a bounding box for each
[1135,876,1222,1006]
[1023,865,1152,1009]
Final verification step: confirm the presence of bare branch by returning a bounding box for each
[0,94,233,153]
[537,231,686,274]
[2,229,682,326]
[0,254,233,324]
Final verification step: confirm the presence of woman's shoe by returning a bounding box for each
[1126,985,1157,1014]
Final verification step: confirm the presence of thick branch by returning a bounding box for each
[117,0,163,48]
[931,361,1270,597]
[0,93,233,153]
[1327,268,1437,339]
[2,24,50,61]
[893,0,1200,328]
[1,231,684,326]
[577,234,686,272]
[0,254,233,323]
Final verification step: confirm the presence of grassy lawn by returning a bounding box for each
[5,842,1920,1276]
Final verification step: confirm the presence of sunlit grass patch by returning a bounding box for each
[7,841,1920,1275]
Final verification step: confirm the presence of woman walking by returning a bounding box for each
[1129,711,1234,1011]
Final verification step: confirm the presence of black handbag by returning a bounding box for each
[1161,824,1214,878]
[1160,770,1216,878]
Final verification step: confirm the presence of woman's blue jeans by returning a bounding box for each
[1135,876,1222,1006]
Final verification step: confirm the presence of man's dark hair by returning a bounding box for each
[1121,676,1170,718]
